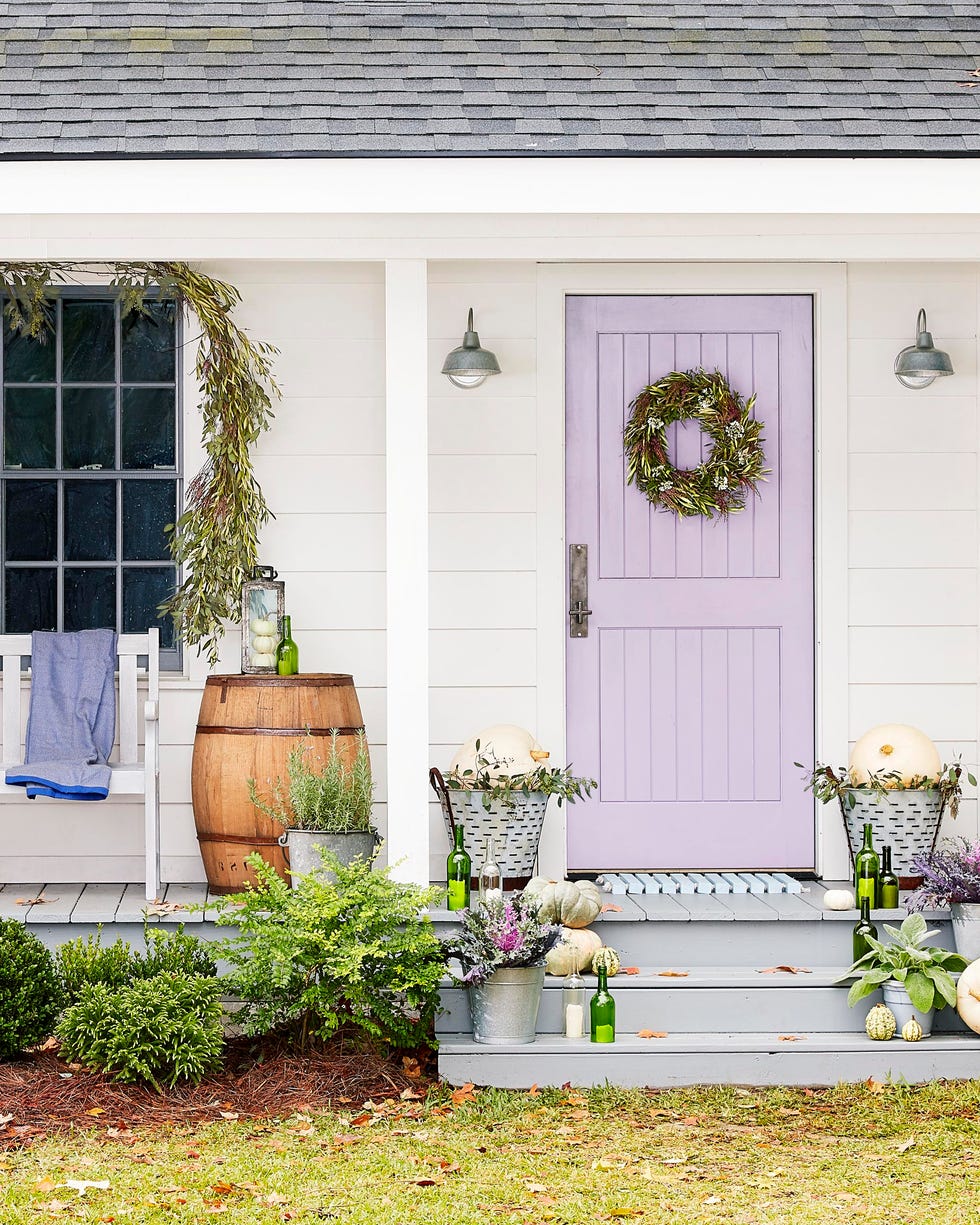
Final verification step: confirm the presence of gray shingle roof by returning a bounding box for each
[1,2,978,158]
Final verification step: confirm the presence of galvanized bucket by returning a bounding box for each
[882,982,934,1037]
[951,903,980,962]
[468,966,545,1045]
[279,829,375,887]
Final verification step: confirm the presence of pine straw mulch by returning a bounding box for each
[0,1035,435,1149]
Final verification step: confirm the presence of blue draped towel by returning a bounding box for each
[5,629,117,801]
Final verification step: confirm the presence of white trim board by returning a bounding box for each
[535,263,849,881]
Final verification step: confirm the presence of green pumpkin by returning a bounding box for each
[901,1017,924,1043]
[865,1003,896,1041]
[592,946,621,977]
[522,877,603,928]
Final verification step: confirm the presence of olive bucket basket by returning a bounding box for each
[430,768,548,890]
[842,789,945,889]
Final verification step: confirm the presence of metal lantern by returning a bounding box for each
[894,308,955,390]
[240,565,284,674]
[441,307,501,389]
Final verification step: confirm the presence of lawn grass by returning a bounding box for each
[3,1080,980,1222]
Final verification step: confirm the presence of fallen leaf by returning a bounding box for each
[866,1077,886,1094]
[777,1035,805,1042]
[36,1177,58,1194]
[402,1056,423,1079]
[658,970,689,978]
[144,900,185,916]
[409,1178,441,1187]
[527,1083,539,1096]
[524,1181,549,1193]
[16,893,56,905]
[257,1192,290,1206]
[85,1107,106,1117]
[622,966,640,975]
[601,903,623,913]
[37,1037,59,1052]
[400,1087,422,1101]
[568,1108,589,1121]
[704,1196,722,1206]
[0,1112,13,1127]
[218,1111,239,1121]
[450,1083,478,1106]
[759,965,812,975]
[637,1030,669,1039]
[897,1138,916,1153]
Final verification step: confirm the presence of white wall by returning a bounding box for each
[847,263,980,845]
[4,254,978,885]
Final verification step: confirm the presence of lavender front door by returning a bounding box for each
[565,295,814,872]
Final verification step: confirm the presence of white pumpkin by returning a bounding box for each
[956,958,980,1035]
[545,928,602,976]
[250,652,276,667]
[450,724,546,782]
[250,617,276,636]
[823,888,856,911]
[251,634,277,653]
[523,877,603,928]
[849,724,941,786]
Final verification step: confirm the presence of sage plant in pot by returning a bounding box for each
[840,913,967,1037]
[446,894,562,1045]
[908,837,980,961]
[248,731,375,886]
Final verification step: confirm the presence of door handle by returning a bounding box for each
[569,544,592,638]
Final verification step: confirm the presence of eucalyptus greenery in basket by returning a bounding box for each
[248,731,373,835]
[445,741,596,813]
[797,760,972,820]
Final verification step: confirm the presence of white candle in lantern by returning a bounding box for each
[565,1003,584,1038]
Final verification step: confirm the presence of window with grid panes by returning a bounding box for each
[1,293,180,667]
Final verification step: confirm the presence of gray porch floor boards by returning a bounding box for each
[0,882,214,925]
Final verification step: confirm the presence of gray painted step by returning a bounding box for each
[438,1031,980,1089]
[437,967,969,1036]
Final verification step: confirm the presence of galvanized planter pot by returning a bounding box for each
[279,829,375,887]
[843,790,944,886]
[951,902,980,962]
[468,966,545,1045]
[440,790,550,889]
[882,982,935,1037]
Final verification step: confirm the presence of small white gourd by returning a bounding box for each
[249,617,276,636]
[823,888,856,911]
[251,634,277,654]
[250,652,276,667]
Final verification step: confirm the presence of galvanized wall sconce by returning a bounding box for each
[894,308,954,390]
[441,307,501,389]
[241,565,285,674]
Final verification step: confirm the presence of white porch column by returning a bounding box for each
[384,259,430,885]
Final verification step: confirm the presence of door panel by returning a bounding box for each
[565,295,814,872]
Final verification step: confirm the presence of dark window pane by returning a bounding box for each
[62,387,115,470]
[62,300,115,382]
[64,568,116,632]
[3,318,55,383]
[123,480,174,561]
[123,566,175,648]
[121,300,176,383]
[4,480,56,560]
[64,480,116,562]
[121,388,176,469]
[5,567,57,632]
[4,387,55,469]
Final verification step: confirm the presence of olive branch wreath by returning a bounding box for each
[624,367,768,518]
[0,261,279,665]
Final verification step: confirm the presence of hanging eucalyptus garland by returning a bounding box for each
[0,261,279,664]
[624,367,767,518]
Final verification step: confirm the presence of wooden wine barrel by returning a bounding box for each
[191,674,366,892]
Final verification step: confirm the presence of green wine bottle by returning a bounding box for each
[852,895,878,963]
[275,615,299,676]
[446,823,471,911]
[879,845,899,910]
[854,822,879,910]
[590,965,616,1043]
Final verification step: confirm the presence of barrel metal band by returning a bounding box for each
[196,832,283,847]
[195,725,365,737]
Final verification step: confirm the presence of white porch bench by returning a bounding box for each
[0,629,161,901]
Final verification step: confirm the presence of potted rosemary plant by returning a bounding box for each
[446,893,563,1045]
[248,731,375,885]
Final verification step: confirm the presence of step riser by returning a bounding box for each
[437,985,969,1036]
[439,1046,980,1089]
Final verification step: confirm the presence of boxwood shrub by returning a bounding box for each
[0,919,63,1058]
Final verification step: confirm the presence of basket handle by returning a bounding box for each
[429,766,456,837]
